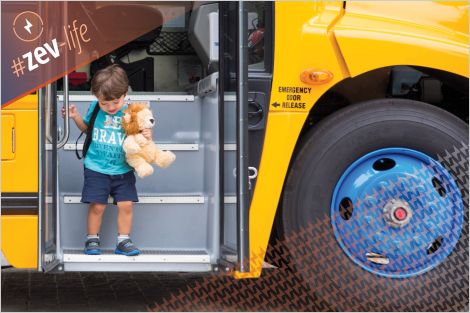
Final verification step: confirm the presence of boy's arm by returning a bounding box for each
[73,115,88,132]
[141,128,153,141]
[62,104,88,132]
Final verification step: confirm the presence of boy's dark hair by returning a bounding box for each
[91,64,129,100]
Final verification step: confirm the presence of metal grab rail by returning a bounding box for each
[237,1,250,273]
[57,75,70,149]
[45,85,53,144]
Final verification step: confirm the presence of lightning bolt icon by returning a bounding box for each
[24,18,33,34]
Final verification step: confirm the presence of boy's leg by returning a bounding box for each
[81,167,112,236]
[115,201,140,256]
[81,167,111,255]
[112,171,140,256]
[116,201,133,235]
[87,203,107,235]
[85,203,106,255]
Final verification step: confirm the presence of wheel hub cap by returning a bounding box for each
[330,148,464,278]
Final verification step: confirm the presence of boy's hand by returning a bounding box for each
[61,104,80,119]
[141,128,153,140]
[62,104,87,132]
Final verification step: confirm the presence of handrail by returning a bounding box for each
[57,75,70,149]
[45,85,53,144]
[237,1,250,273]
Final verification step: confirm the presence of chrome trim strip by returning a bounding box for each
[224,94,236,101]
[63,196,205,204]
[61,143,199,151]
[224,196,236,204]
[50,143,235,151]
[57,95,195,102]
[224,144,236,151]
[62,196,237,204]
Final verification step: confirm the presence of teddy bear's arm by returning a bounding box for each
[126,153,154,178]
[123,136,141,154]
[153,148,176,169]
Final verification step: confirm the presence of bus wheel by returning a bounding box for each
[281,99,468,311]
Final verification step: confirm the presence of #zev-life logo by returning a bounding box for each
[11,11,91,78]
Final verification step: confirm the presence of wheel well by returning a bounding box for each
[271,65,469,244]
[301,66,468,137]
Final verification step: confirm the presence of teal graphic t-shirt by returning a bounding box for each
[82,101,133,175]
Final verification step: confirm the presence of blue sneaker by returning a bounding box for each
[115,238,140,256]
[84,238,101,255]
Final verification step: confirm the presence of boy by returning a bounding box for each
[63,64,151,256]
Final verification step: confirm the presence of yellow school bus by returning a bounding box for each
[2,1,468,309]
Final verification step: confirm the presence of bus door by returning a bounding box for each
[38,82,61,272]
[219,1,264,273]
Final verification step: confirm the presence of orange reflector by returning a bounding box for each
[300,69,333,85]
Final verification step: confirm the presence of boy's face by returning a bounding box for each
[97,94,126,115]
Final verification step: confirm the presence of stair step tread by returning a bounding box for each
[63,249,210,263]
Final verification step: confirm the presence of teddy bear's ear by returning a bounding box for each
[123,112,131,123]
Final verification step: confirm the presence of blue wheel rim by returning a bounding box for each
[331,148,464,278]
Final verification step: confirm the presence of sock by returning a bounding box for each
[117,234,130,244]
[87,234,99,240]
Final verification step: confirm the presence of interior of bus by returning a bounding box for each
[59,2,265,93]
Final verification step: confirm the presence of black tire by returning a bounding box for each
[281,99,469,311]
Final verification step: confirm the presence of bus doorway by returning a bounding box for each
[38,2,259,273]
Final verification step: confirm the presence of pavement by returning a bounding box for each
[1,267,205,312]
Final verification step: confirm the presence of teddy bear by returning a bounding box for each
[121,102,176,178]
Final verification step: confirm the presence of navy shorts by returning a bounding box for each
[81,167,139,204]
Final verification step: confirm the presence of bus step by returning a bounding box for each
[62,249,212,272]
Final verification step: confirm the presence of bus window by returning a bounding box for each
[247,2,267,70]
[57,2,272,93]
[57,2,203,94]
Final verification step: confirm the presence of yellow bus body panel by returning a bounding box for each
[1,215,38,268]
[335,1,469,78]
[236,1,468,278]
[1,94,38,192]
[1,94,38,268]
[1,115,15,160]
[236,1,347,278]
[2,93,38,110]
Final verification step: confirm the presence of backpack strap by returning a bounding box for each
[75,103,100,160]
[75,131,85,160]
